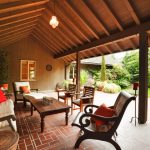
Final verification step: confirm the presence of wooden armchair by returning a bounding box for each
[71,86,95,114]
[0,99,17,132]
[57,84,76,104]
[12,82,38,106]
[72,91,135,150]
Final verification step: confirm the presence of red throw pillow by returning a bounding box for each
[20,86,30,94]
[0,89,7,103]
[92,103,116,128]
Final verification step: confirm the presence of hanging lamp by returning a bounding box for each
[49,0,59,29]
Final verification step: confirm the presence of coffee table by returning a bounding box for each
[29,97,71,132]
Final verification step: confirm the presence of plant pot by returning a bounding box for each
[0,83,8,90]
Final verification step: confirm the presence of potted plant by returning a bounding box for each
[0,49,8,90]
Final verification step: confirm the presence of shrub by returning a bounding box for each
[96,81,107,91]
[86,78,95,87]
[102,83,121,93]
[80,70,88,86]
[110,64,131,89]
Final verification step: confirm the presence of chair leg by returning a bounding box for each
[74,135,86,149]
[71,102,73,115]
[109,139,121,150]
[80,106,83,112]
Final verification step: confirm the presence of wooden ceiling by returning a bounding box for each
[0,0,150,63]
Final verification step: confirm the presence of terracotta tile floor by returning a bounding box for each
[14,91,150,150]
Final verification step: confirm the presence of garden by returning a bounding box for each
[78,49,150,96]
[57,49,150,97]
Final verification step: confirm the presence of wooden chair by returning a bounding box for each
[12,82,38,106]
[72,91,135,150]
[71,86,95,114]
[57,84,76,104]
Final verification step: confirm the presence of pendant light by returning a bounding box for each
[49,0,59,29]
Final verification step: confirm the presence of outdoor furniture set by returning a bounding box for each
[9,81,135,149]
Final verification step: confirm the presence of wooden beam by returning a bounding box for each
[138,31,148,124]
[47,3,90,43]
[32,32,58,54]
[31,34,54,56]
[0,12,41,27]
[38,19,72,49]
[0,29,33,42]
[82,0,110,36]
[0,35,29,48]
[123,0,140,25]
[63,2,91,42]
[54,21,150,58]
[44,10,83,46]
[101,0,123,31]
[32,29,61,53]
[0,20,37,33]
[0,6,45,21]
[0,34,29,46]
[0,24,36,37]
[35,26,66,52]
[66,0,99,39]
[0,0,48,13]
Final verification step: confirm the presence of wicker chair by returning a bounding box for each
[72,91,135,150]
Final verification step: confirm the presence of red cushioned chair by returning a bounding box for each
[72,91,135,150]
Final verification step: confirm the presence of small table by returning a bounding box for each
[0,130,19,150]
[29,97,71,132]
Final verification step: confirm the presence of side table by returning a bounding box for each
[0,130,19,150]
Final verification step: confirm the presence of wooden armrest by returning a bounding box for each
[31,88,38,92]
[0,115,16,131]
[57,89,66,92]
[81,96,93,99]
[0,115,16,122]
[90,113,118,122]
[84,104,99,113]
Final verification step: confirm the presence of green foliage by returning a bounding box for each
[80,70,88,86]
[122,51,139,83]
[100,56,106,81]
[88,68,100,81]
[110,64,131,89]
[0,49,8,84]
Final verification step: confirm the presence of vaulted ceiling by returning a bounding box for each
[0,0,150,63]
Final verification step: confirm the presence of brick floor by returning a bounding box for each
[14,91,150,150]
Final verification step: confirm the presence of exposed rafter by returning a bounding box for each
[55,21,150,58]
[123,0,140,25]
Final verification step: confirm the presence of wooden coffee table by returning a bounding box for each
[29,97,71,132]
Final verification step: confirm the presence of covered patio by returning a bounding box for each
[0,0,150,149]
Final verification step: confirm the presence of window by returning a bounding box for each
[20,60,36,81]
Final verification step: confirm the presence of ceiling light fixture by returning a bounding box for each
[49,0,59,29]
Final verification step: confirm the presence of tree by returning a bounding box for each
[122,50,139,83]
[100,55,106,81]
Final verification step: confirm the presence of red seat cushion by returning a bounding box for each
[20,86,30,94]
[92,103,116,128]
[0,89,7,103]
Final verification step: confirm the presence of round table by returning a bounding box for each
[0,130,19,150]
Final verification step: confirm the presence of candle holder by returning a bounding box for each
[130,82,139,126]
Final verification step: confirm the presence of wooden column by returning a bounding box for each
[76,51,80,95]
[138,31,148,124]
[64,64,67,80]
